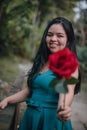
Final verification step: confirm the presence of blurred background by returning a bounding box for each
[0,0,87,130]
[0,0,87,82]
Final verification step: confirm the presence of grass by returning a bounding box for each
[0,57,28,82]
[0,57,21,83]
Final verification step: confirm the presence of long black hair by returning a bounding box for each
[27,17,81,94]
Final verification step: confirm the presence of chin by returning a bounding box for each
[49,47,65,53]
[50,50,59,53]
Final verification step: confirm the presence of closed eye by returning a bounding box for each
[47,32,53,36]
[57,34,64,38]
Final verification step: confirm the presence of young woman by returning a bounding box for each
[0,17,81,130]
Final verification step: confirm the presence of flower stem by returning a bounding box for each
[63,94,66,108]
[62,122,64,130]
[62,94,66,130]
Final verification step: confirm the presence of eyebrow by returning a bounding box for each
[47,32,65,35]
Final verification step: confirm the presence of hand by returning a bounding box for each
[57,106,72,122]
[0,98,8,109]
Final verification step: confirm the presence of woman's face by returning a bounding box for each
[46,23,68,53]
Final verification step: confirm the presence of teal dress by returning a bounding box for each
[19,70,72,130]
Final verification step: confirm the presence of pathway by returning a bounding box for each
[72,91,87,130]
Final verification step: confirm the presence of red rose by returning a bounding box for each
[48,48,79,79]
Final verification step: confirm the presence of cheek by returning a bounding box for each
[64,42,67,47]
[62,38,68,46]
[46,37,50,45]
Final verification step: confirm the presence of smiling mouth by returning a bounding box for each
[50,43,61,47]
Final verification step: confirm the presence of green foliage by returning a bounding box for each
[64,77,78,86]
[74,7,87,76]
[77,45,87,73]
[49,77,68,93]
[49,76,78,94]
[0,0,80,59]
[0,57,19,82]
[55,80,68,94]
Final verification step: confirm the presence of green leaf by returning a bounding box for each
[49,78,59,87]
[64,77,78,86]
[55,80,68,94]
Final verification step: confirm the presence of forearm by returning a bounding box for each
[57,68,78,121]
[6,87,30,104]
[58,84,75,107]
[58,92,74,107]
[58,67,79,107]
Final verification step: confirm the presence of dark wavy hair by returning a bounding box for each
[27,17,81,94]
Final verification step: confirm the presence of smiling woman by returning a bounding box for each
[46,24,68,53]
[0,17,81,130]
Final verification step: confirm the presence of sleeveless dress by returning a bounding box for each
[19,70,72,130]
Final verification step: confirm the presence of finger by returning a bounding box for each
[57,111,71,121]
[62,116,71,121]
[58,115,71,122]
[0,103,6,109]
[57,106,65,113]
[58,107,71,115]
[57,115,67,122]
[59,113,71,121]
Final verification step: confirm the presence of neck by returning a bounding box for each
[40,62,49,73]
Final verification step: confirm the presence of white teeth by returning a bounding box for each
[50,44,61,47]
[50,42,61,45]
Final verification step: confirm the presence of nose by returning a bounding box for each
[51,35,57,41]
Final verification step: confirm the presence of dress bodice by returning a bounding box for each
[26,70,59,108]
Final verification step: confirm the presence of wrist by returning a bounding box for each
[6,97,11,104]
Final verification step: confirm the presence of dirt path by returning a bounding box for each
[71,91,87,130]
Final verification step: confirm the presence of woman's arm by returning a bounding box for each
[57,67,79,121]
[0,87,30,109]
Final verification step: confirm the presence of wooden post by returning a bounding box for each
[0,72,27,130]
